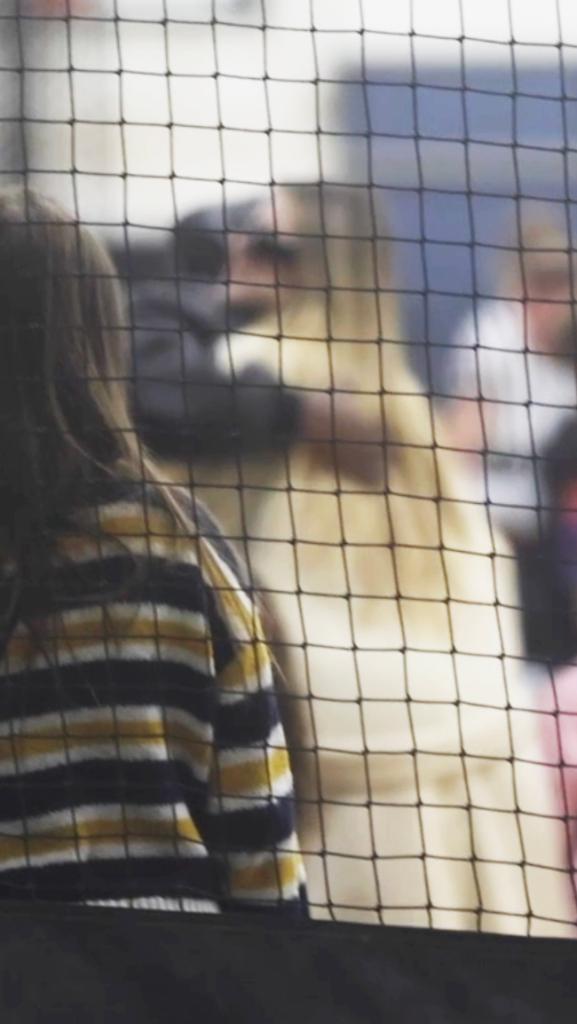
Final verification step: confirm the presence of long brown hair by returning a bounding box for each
[0,187,181,610]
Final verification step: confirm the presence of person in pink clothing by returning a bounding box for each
[539,417,577,884]
[540,665,577,883]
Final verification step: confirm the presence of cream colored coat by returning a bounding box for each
[184,196,576,937]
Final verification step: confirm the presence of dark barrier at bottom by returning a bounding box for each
[0,903,576,1022]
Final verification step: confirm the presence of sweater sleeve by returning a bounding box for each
[198,537,307,915]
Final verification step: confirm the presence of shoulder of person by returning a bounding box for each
[147,484,254,602]
[66,481,193,570]
[71,480,253,610]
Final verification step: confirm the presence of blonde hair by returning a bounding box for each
[187,186,577,933]
[233,185,516,633]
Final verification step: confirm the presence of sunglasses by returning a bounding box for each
[249,236,302,266]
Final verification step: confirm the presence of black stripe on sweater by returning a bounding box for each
[0,855,224,904]
[0,664,280,745]
[200,795,297,854]
[0,758,207,823]
[8,556,210,618]
[0,660,217,725]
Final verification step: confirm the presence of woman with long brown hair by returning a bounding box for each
[0,186,305,914]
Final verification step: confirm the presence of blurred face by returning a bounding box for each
[225,192,303,313]
[526,271,574,354]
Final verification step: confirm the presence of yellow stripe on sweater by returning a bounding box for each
[217,637,272,695]
[0,813,204,866]
[53,499,201,566]
[72,505,186,541]
[57,529,196,567]
[0,715,213,772]
[198,535,265,642]
[6,607,213,667]
[230,851,301,896]
[213,746,291,797]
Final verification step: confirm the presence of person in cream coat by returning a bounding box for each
[184,184,576,938]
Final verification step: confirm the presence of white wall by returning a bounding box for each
[15,0,577,235]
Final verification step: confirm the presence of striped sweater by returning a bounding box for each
[0,483,306,914]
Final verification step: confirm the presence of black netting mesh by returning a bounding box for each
[1,0,577,939]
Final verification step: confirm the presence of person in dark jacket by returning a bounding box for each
[514,413,577,671]
[126,193,384,483]
[544,415,577,663]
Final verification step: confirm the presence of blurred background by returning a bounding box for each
[4,0,577,387]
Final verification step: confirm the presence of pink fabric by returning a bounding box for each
[540,666,577,870]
